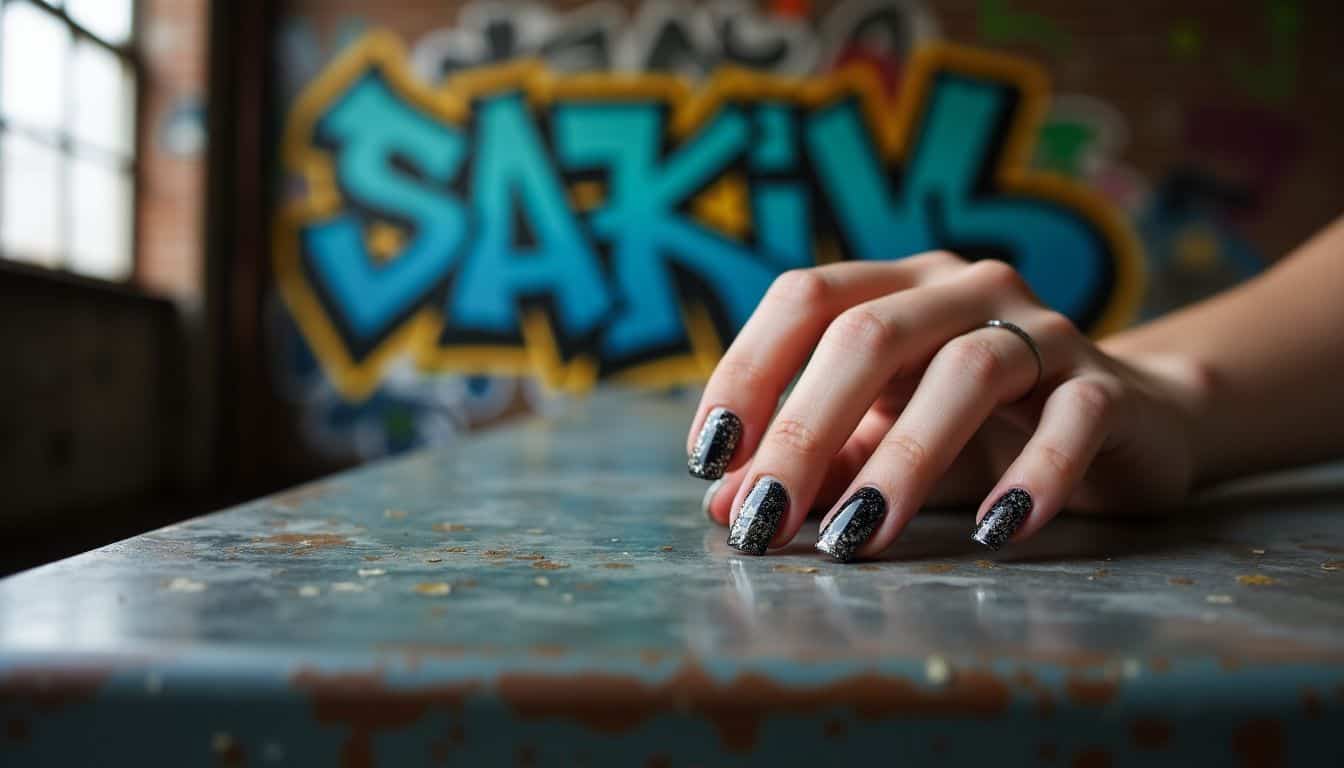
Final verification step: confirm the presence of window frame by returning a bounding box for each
[0,0,140,282]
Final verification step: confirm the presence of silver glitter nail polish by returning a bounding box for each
[728,477,787,555]
[688,407,743,480]
[816,487,887,562]
[972,488,1033,550]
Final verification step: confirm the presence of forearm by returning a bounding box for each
[1101,215,1344,486]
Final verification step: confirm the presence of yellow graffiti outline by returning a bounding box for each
[276,31,1143,401]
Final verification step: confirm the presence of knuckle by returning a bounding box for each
[712,356,769,393]
[1036,310,1079,341]
[767,417,826,459]
[767,269,829,312]
[942,335,1005,385]
[824,306,893,356]
[878,432,930,472]
[1037,442,1080,477]
[967,259,1026,293]
[1061,378,1115,425]
[918,249,965,269]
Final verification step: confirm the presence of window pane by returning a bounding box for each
[1,2,69,132]
[71,39,134,156]
[66,0,133,45]
[2,134,63,267]
[68,157,133,280]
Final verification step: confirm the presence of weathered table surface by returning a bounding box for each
[2,392,1343,766]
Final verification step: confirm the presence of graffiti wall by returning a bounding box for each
[270,0,1343,461]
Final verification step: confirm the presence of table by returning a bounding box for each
[2,392,1343,766]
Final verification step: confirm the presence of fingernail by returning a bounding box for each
[688,407,742,480]
[815,487,887,562]
[728,476,788,555]
[702,477,726,522]
[972,488,1032,550]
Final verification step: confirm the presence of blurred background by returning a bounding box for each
[0,0,1340,574]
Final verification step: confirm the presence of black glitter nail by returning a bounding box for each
[815,487,887,562]
[972,488,1033,550]
[728,477,788,555]
[688,407,743,480]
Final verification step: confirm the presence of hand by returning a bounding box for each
[686,252,1211,560]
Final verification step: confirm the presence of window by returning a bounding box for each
[0,0,136,281]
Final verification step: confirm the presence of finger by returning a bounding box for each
[819,309,1081,561]
[703,465,749,526]
[727,277,997,555]
[687,252,962,480]
[971,375,1119,549]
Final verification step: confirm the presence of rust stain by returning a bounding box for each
[1232,718,1283,768]
[1131,718,1171,749]
[1065,676,1119,707]
[1301,687,1323,719]
[272,482,333,509]
[362,555,383,562]
[481,549,511,558]
[1236,574,1276,586]
[1072,747,1111,768]
[602,562,634,570]
[1320,560,1342,572]
[442,546,468,554]
[0,665,116,712]
[513,553,547,561]
[495,662,1011,753]
[433,523,471,533]
[533,561,570,570]
[1168,576,1194,585]
[920,563,956,574]
[261,532,352,554]
[383,509,408,520]
[856,564,882,572]
[974,560,996,569]
[292,667,480,768]
[1299,543,1344,554]
[659,546,674,552]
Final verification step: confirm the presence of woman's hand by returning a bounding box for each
[685,252,1212,560]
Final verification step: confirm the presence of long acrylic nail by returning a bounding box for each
[728,477,788,555]
[972,488,1032,550]
[816,487,887,562]
[688,407,743,480]
[701,477,726,522]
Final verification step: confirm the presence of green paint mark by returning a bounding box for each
[978,0,1070,56]
[1034,120,1098,178]
[1224,0,1301,104]
[1169,21,1202,59]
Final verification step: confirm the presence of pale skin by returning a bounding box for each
[689,214,1344,556]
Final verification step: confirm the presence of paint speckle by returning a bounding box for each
[857,564,881,572]
[482,549,511,558]
[660,546,674,552]
[525,528,546,534]
[1236,574,1276,586]
[1251,548,1265,555]
[773,564,820,574]
[165,577,206,593]
[1206,594,1234,604]
[925,655,951,685]
[384,509,408,520]
[1168,576,1194,585]
[534,577,550,587]
[362,555,383,562]
[974,560,996,569]
[330,582,365,593]
[298,585,320,598]
[921,563,956,574]
[514,553,547,561]
[533,560,570,570]
[442,546,468,554]
[357,568,386,577]
[425,557,442,563]
[602,562,634,570]
[434,523,471,533]
[1321,561,1342,571]
[414,582,452,596]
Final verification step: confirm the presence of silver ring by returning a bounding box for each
[983,319,1043,396]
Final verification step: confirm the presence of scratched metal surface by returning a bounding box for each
[2,391,1343,766]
